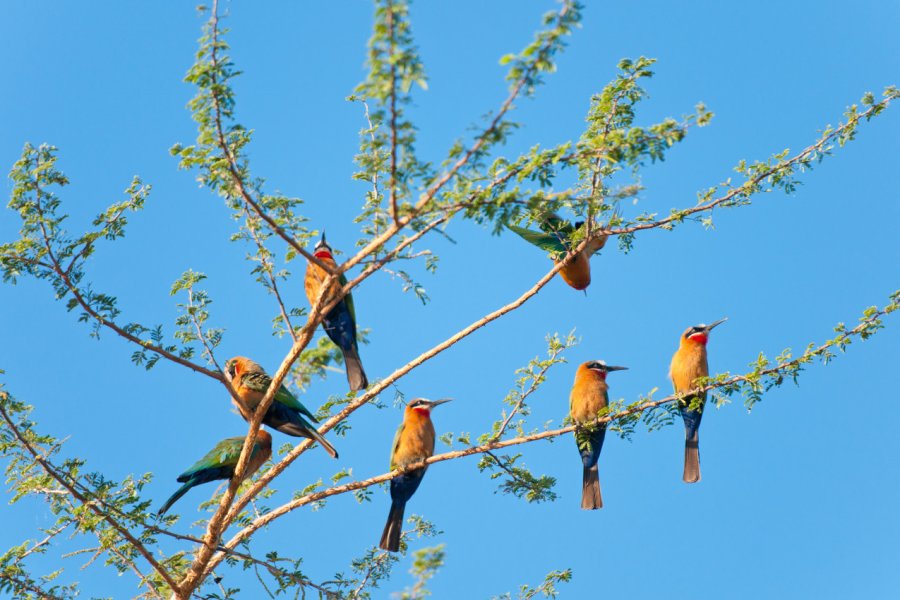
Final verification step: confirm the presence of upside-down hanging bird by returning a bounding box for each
[304,233,368,392]
[157,430,272,516]
[379,398,451,552]
[225,356,339,459]
[669,318,727,483]
[507,213,609,291]
[570,360,628,509]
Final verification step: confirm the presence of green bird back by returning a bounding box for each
[177,437,244,481]
[240,371,319,424]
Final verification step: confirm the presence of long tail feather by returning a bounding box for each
[379,500,405,552]
[157,481,195,516]
[307,427,339,459]
[683,435,701,484]
[275,416,339,459]
[342,344,368,391]
[581,465,603,510]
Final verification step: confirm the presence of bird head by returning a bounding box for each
[224,356,262,382]
[406,397,452,416]
[583,360,628,380]
[313,232,333,260]
[681,318,728,346]
[255,429,273,446]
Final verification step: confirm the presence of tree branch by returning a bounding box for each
[201,295,894,565]
[0,396,180,595]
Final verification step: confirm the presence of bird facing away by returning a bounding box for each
[304,233,369,392]
[224,356,338,459]
[569,360,628,509]
[379,398,452,552]
[506,212,609,291]
[157,430,272,516]
[668,318,727,483]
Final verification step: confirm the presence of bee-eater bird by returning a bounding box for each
[379,398,452,552]
[157,430,272,516]
[304,233,368,392]
[224,356,339,459]
[570,360,628,510]
[507,213,609,291]
[669,318,728,483]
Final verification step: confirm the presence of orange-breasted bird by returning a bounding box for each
[570,360,628,509]
[157,430,272,516]
[225,356,338,459]
[669,318,727,483]
[379,398,451,552]
[507,213,609,291]
[304,233,368,391]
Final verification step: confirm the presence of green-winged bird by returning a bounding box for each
[157,430,272,516]
[379,398,452,552]
[225,356,338,459]
[507,213,609,291]
[570,360,627,509]
[669,318,728,483]
[304,233,368,391]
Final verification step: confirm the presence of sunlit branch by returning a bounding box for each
[201,241,594,577]
[204,0,334,276]
[0,396,180,595]
[210,297,894,553]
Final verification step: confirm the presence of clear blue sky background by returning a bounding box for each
[2,1,899,598]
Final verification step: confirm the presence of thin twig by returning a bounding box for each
[0,398,180,594]
[387,0,400,224]
[203,301,892,562]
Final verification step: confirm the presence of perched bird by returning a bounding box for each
[224,356,338,459]
[380,398,451,552]
[304,233,368,391]
[569,360,628,509]
[507,213,609,291]
[157,430,272,516]
[669,318,728,483]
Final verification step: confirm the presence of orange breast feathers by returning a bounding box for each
[394,407,436,468]
[559,252,592,291]
[558,234,607,291]
[569,365,610,424]
[669,339,709,393]
[229,358,264,418]
[304,252,340,306]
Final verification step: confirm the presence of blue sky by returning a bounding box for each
[1,1,899,598]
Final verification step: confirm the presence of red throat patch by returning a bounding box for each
[411,406,432,417]
[688,333,709,344]
[314,250,333,260]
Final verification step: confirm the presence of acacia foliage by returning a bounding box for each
[1,1,898,598]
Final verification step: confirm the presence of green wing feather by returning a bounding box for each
[506,223,569,257]
[389,422,405,470]
[179,437,244,477]
[339,272,356,322]
[241,372,319,423]
[537,213,575,236]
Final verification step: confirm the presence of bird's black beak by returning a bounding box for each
[605,365,628,372]
[705,317,728,331]
[428,398,453,408]
[321,231,326,245]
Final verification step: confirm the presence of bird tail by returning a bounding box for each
[683,433,701,484]
[581,465,603,510]
[342,344,368,391]
[307,427,339,460]
[379,500,405,552]
[157,480,194,516]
